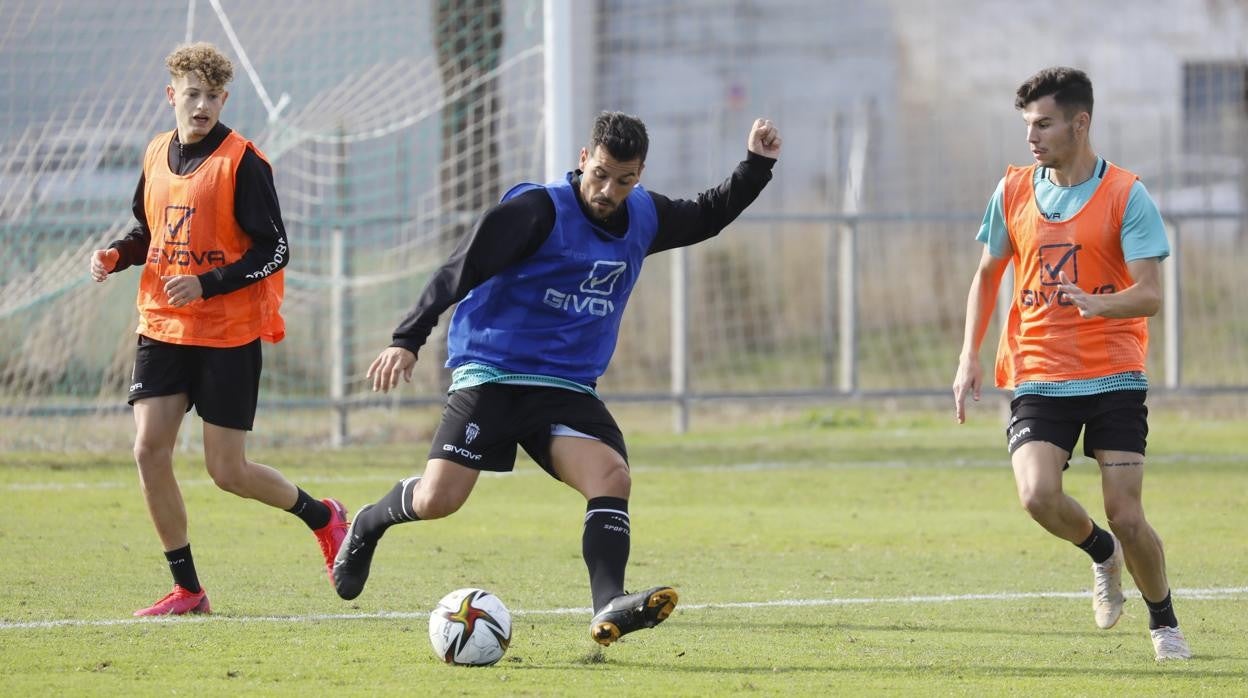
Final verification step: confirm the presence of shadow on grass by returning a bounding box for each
[504,655,1242,681]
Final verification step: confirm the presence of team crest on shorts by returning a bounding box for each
[465,422,480,445]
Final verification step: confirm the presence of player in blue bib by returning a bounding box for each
[334,112,782,647]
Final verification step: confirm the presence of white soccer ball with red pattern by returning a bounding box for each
[428,588,512,666]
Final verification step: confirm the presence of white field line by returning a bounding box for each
[1,587,1245,632]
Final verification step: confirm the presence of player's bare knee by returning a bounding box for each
[601,458,631,497]
[573,455,630,499]
[1017,488,1059,520]
[1106,508,1147,542]
[132,441,173,471]
[204,460,248,495]
[207,470,245,495]
[1014,480,1047,511]
[415,499,459,520]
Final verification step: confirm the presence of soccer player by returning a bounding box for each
[334,112,781,646]
[952,67,1189,661]
[88,43,349,617]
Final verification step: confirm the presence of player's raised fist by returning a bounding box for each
[748,118,781,159]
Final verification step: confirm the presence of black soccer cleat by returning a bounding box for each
[332,504,380,600]
[589,586,679,646]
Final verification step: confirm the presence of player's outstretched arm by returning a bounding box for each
[389,192,552,354]
[367,346,417,393]
[747,118,781,159]
[645,119,779,254]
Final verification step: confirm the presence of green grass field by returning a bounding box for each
[1,407,1245,696]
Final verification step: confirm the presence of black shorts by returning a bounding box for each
[1006,390,1149,463]
[127,335,263,431]
[428,383,627,478]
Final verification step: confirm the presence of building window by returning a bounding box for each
[1182,61,1248,158]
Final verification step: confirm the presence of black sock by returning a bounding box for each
[164,544,202,594]
[354,477,422,539]
[583,496,630,613]
[1144,590,1179,630]
[1075,521,1116,564]
[287,488,331,530]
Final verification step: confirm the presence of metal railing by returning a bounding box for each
[3,210,1244,443]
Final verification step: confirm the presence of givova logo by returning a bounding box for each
[1039,243,1080,286]
[149,204,228,268]
[442,444,483,461]
[164,205,195,245]
[543,259,627,317]
[1008,425,1032,449]
[579,260,627,295]
[1020,243,1116,308]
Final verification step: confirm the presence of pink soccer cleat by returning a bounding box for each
[313,498,350,580]
[133,584,211,617]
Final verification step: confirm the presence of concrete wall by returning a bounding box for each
[590,0,1248,212]
[590,0,899,211]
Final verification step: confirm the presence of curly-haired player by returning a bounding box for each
[89,42,348,617]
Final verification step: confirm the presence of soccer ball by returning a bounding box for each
[428,588,512,666]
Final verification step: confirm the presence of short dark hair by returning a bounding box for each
[589,111,649,163]
[1014,67,1094,118]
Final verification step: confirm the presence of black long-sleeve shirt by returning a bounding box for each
[108,122,289,299]
[391,150,776,355]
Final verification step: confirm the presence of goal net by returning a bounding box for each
[0,0,545,448]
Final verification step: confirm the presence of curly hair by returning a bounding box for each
[165,42,234,90]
